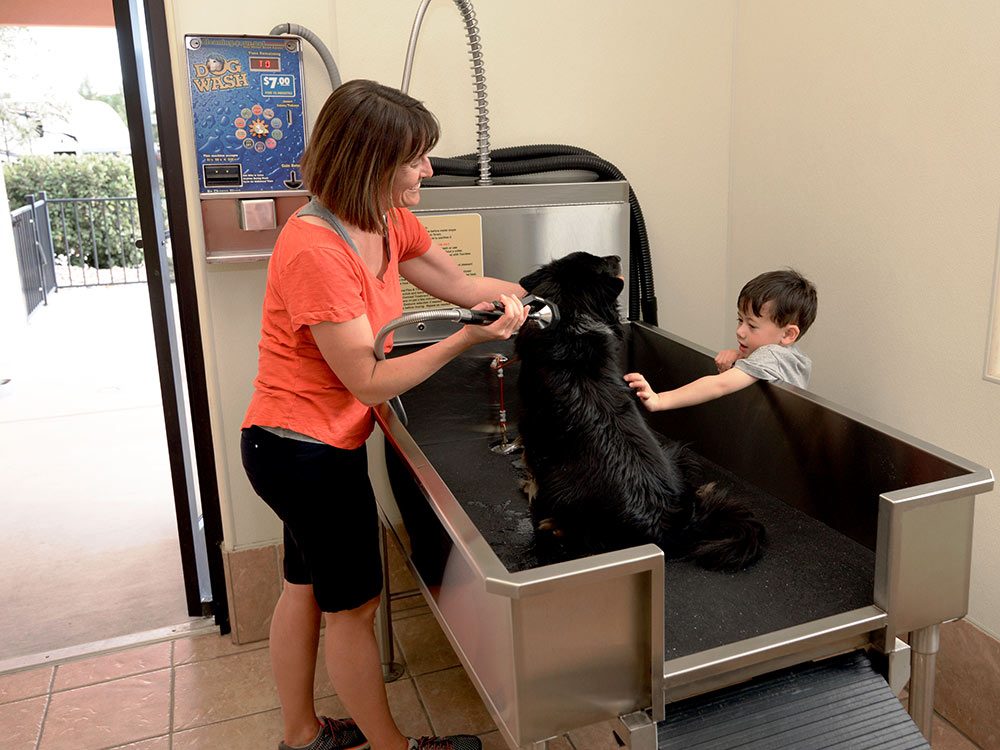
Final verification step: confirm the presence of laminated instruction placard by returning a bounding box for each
[403,213,484,311]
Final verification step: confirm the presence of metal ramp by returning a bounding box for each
[657,651,930,749]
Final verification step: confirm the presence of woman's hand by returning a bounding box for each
[310,295,528,408]
[461,294,529,344]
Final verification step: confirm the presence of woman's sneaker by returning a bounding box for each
[408,735,482,750]
[278,717,369,750]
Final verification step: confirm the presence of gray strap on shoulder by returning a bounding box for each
[299,198,359,255]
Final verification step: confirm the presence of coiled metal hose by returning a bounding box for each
[401,0,492,185]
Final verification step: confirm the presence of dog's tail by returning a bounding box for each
[686,481,766,572]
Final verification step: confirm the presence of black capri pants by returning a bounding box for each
[241,425,383,612]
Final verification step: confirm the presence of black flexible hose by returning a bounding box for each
[447,143,598,160]
[430,146,657,323]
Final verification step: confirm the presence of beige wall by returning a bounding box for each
[161,0,1000,637]
[727,0,1000,639]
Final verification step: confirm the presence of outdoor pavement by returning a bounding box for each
[0,283,196,661]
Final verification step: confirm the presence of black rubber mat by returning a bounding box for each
[657,651,929,749]
[393,342,875,659]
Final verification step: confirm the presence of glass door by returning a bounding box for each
[113,0,229,631]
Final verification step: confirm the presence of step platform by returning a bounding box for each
[657,651,930,749]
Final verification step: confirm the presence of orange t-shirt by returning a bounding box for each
[242,207,432,448]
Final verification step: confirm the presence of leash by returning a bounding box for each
[490,354,521,454]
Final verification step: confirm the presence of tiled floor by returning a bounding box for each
[0,590,577,750]
[0,591,985,750]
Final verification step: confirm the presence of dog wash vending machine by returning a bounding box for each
[185,34,310,261]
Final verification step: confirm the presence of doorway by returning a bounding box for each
[0,0,227,667]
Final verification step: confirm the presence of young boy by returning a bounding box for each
[625,269,817,411]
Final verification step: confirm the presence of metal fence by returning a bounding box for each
[44,194,146,288]
[9,191,147,316]
[10,196,55,318]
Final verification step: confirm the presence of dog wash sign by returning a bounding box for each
[185,34,308,195]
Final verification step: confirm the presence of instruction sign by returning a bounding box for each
[403,213,484,311]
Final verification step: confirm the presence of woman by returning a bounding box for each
[241,80,526,750]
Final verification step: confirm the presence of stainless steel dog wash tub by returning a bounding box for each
[371,322,992,750]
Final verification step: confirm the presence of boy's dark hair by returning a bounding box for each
[738,269,818,338]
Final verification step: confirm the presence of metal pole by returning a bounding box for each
[376,520,405,682]
[908,624,940,740]
[400,0,434,94]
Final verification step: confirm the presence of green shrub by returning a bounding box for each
[4,153,135,208]
[4,154,141,268]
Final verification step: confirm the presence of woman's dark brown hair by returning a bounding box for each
[300,80,439,234]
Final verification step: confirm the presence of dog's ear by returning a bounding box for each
[519,268,543,293]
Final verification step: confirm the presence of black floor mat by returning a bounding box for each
[657,650,929,749]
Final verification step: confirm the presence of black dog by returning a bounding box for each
[514,251,765,572]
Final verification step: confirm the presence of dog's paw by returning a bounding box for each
[695,481,717,499]
[518,474,539,501]
[536,517,564,537]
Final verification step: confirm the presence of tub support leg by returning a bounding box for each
[908,623,940,740]
[614,711,657,750]
[376,521,405,682]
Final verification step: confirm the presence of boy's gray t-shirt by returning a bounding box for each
[734,344,811,388]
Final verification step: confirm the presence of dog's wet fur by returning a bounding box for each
[514,251,765,572]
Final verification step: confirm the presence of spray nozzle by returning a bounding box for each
[457,294,560,330]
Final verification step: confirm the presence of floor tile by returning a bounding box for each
[384,677,433,738]
[899,697,982,749]
[932,713,981,750]
[173,631,268,666]
[479,729,528,750]
[567,721,620,750]
[173,697,354,750]
[108,737,170,749]
[936,619,1000,750]
[173,645,279,730]
[391,596,431,618]
[172,708,286,749]
[39,668,171,749]
[0,695,47,750]
[414,666,496,736]
[227,544,280,644]
[0,666,53,704]
[52,641,171,691]
[394,613,461,676]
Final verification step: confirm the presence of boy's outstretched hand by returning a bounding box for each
[624,372,660,412]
